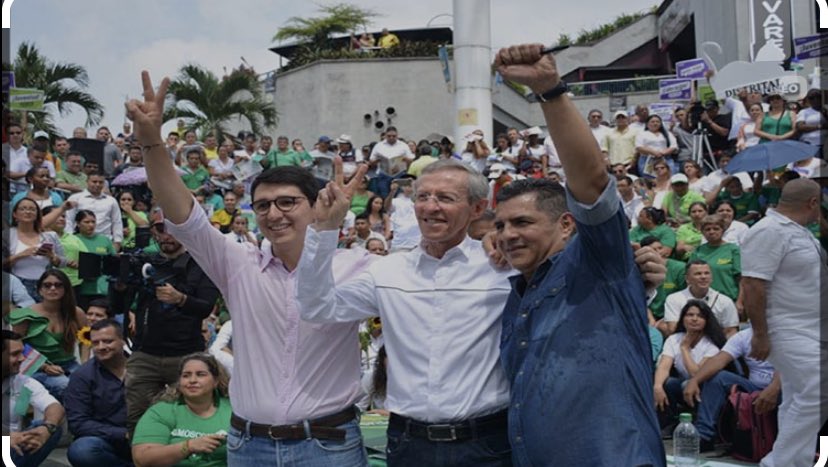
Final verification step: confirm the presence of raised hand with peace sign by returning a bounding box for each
[313,156,368,231]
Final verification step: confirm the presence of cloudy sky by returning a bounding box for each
[9,0,656,136]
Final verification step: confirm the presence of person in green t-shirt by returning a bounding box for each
[674,201,707,260]
[116,190,150,251]
[630,207,677,257]
[291,139,314,168]
[717,176,760,225]
[661,174,706,225]
[689,214,741,303]
[181,149,210,194]
[132,353,231,467]
[74,210,116,308]
[43,206,87,288]
[263,136,304,168]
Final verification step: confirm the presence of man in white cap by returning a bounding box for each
[601,110,640,167]
[661,173,705,225]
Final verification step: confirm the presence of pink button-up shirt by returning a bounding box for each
[166,203,371,424]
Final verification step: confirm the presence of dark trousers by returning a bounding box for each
[125,351,185,431]
[385,422,512,467]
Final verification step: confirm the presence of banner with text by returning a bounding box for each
[659,79,692,101]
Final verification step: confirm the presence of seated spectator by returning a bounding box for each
[43,206,87,297]
[460,130,492,173]
[630,207,676,257]
[641,237,686,323]
[10,166,65,211]
[348,175,375,215]
[683,327,780,452]
[208,320,233,377]
[648,159,673,209]
[659,260,740,337]
[65,320,132,467]
[636,115,679,177]
[9,270,87,400]
[616,175,645,228]
[365,238,388,256]
[73,210,116,308]
[736,103,764,152]
[407,144,439,178]
[653,300,727,423]
[345,212,386,249]
[85,298,114,326]
[4,198,67,300]
[210,191,240,234]
[208,142,235,183]
[755,93,797,143]
[117,190,150,251]
[699,153,753,202]
[223,212,258,246]
[689,215,741,303]
[681,161,705,194]
[490,133,519,173]
[112,145,144,178]
[3,271,36,309]
[377,28,399,48]
[661,173,706,226]
[3,330,66,467]
[709,176,760,225]
[517,127,548,176]
[366,195,391,239]
[131,353,231,467]
[468,209,496,241]
[675,201,708,260]
[796,88,826,153]
[55,151,88,194]
[710,200,749,246]
[181,149,210,195]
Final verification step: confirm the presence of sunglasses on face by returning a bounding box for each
[41,282,64,289]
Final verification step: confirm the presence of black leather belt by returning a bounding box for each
[230,406,356,441]
[389,410,508,442]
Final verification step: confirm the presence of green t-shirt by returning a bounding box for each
[629,223,677,248]
[264,149,303,168]
[717,192,760,225]
[8,308,76,364]
[123,211,149,251]
[77,234,115,296]
[760,185,781,209]
[181,167,210,191]
[675,223,703,260]
[59,232,88,287]
[133,397,232,467]
[661,191,706,224]
[350,192,371,216]
[55,170,87,190]
[689,243,741,300]
[649,259,686,319]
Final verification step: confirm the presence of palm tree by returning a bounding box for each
[273,3,378,50]
[6,42,104,136]
[163,64,277,139]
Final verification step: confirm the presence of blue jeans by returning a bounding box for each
[695,371,762,441]
[385,425,512,467]
[227,418,367,467]
[32,359,80,402]
[10,420,63,467]
[68,436,133,467]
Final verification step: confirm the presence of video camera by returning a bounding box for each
[78,251,171,288]
[689,101,706,127]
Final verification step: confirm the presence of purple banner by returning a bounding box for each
[794,33,828,60]
[658,79,692,101]
[675,58,709,80]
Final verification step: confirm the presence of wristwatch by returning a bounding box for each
[43,423,58,434]
[534,81,569,103]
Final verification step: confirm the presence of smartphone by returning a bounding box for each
[38,242,54,255]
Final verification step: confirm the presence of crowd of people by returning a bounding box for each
[1,42,825,467]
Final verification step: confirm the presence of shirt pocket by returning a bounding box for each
[529,277,567,342]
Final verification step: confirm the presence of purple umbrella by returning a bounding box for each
[111,166,185,186]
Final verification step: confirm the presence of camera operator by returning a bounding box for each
[696,100,733,157]
[110,209,220,431]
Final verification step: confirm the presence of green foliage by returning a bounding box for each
[556,34,572,47]
[6,42,104,135]
[273,3,379,50]
[163,64,277,139]
[280,40,442,72]
[554,9,652,47]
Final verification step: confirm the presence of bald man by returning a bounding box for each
[741,179,826,467]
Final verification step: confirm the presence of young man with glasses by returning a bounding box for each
[126,72,371,466]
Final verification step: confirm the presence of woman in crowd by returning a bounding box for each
[3,198,66,300]
[10,166,65,211]
[636,115,679,177]
[208,142,235,183]
[690,215,741,303]
[348,175,375,216]
[42,206,85,293]
[223,212,258,247]
[117,190,149,251]
[649,159,673,209]
[711,200,749,246]
[365,195,391,239]
[674,201,708,260]
[681,161,705,194]
[461,130,492,173]
[736,103,764,151]
[630,207,677,258]
[796,88,827,153]
[755,93,797,143]
[653,300,726,420]
[132,353,231,467]
[492,133,519,173]
[9,269,87,400]
[74,210,115,309]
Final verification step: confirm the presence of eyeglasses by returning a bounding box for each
[41,282,64,289]
[414,193,462,205]
[252,196,307,214]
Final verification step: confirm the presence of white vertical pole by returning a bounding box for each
[452,0,493,151]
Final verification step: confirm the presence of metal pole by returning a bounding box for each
[452,0,493,150]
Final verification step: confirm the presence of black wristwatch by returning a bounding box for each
[43,423,58,434]
[534,81,569,103]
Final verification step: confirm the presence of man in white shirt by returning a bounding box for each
[587,109,611,147]
[66,173,124,251]
[3,330,66,467]
[369,126,414,177]
[308,136,337,182]
[617,175,644,228]
[795,89,827,150]
[8,143,56,191]
[660,260,740,337]
[2,122,28,168]
[742,179,827,467]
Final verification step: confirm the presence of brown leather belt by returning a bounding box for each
[230,406,356,441]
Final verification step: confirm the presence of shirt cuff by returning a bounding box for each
[565,176,620,226]
[164,197,203,232]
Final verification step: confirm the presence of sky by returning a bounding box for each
[8,0,656,136]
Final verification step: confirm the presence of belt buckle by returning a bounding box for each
[268,425,284,440]
[426,424,457,442]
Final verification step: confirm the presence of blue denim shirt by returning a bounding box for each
[500,178,665,466]
[63,357,128,443]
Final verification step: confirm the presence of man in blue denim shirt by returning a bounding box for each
[493,44,665,466]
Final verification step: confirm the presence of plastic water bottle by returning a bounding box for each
[673,412,700,466]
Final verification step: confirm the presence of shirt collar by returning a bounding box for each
[415,236,474,268]
[258,239,289,273]
[508,251,562,296]
[83,190,106,199]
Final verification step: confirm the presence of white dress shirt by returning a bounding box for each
[65,190,124,244]
[297,229,513,422]
[663,287,740,329]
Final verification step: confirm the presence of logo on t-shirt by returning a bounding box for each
[171,428,228,438]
